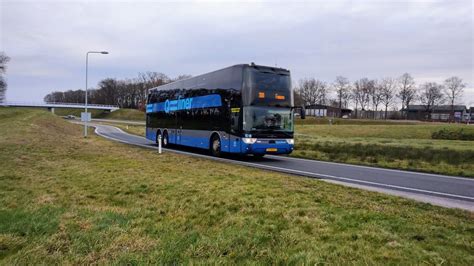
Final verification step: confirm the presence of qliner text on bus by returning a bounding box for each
[146,94,222,114]
[146,63,294,157]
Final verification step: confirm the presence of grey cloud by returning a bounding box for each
[1,0,472,104]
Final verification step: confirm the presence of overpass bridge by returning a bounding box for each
[1,101,120,112]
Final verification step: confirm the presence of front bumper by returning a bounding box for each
[240,139,294,155]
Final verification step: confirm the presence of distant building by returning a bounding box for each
[405,105,468,122]
[305,104,352,118]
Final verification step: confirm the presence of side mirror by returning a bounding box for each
[300,107,306,119]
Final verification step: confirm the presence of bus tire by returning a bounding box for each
[254,154,265,159]
[210,134,222,157]
[162,131,169,148]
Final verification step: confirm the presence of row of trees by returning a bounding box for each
[296,73,467,119]
[44,72,191,109]
[45,69,467,120]
[0,52,10,103]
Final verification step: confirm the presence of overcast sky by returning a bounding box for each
[1,0,473,105]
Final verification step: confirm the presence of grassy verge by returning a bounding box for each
[295,117,422,126]
[1,108,473,264]
[31,107,107,118]
[96,108,145,121]
[294,123,474,177]
[43,107,144,121]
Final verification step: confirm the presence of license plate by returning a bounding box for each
[266,148,277,152]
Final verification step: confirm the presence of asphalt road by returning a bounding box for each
[91,123,474,211]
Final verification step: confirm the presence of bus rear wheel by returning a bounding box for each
[210,135,222,157]
[254,154,265,159]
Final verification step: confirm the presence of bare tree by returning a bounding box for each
[317,80,330,105]
[350,85,362,118]
[419,82,444,120]
[298,78,316,106]
[96,78,120,105]
[0,52,11,103]
[353,78,372,118]
[298,78,328,106]
[172,74,192,82]
[293,90,303,107]
[397,73,416,119]
[332,76,350,117]
[44,91,65,103]
[444,76,466,122]
[370,80,383,119]
[380,77,396,119]
[43,72,186,109]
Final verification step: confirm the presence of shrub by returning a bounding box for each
[431,128,474,141]
[295,141,474,165]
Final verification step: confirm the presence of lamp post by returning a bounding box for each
[84,51,108,137]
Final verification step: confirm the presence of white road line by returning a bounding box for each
[93,125,474,202]
[266,155,474,182]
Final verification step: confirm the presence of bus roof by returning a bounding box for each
[148,63,290,93]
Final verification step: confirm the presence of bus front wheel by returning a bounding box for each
[210,135,222,157]
[162,131,169,148]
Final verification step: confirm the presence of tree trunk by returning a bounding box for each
[355,102,358,119]
[451,99,454,123]
[339,93,342,118]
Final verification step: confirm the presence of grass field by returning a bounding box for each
[0,107,473,264]
[51,107,106,118]
[295,116,422,126]
[97,108,145,121]
[294,119,474,177]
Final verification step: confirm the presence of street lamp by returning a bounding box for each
[84,51,108,137]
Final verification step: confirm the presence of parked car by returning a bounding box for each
[63,115,76,119]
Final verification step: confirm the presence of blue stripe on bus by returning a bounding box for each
[146,127,293,155]
[146,94,222,113]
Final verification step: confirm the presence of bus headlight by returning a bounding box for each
[286,139,294,144]
[242,138,257,144]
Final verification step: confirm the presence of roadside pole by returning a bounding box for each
[84,51,109,138]
[158,134,162,154]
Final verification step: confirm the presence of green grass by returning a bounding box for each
[294,123,474,177]
[1,107,473,264]
[24,107,145,121]
[96,108,145,121]
[37,107,107,118]
[296,117,422,126]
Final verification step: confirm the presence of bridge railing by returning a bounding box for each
[1,101,119,109]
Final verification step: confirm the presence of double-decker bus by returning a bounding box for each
[146,63,294,157]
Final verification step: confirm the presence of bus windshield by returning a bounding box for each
[243,106,293,132]
[243,68,292,107]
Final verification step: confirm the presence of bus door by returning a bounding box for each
[230,106,241,152]
[175,111,182,145]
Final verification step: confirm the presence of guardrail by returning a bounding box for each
[1,101,120,110]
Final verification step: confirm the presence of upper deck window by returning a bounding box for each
[243,68,292,107]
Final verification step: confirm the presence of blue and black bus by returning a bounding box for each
[146,63,294,157]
